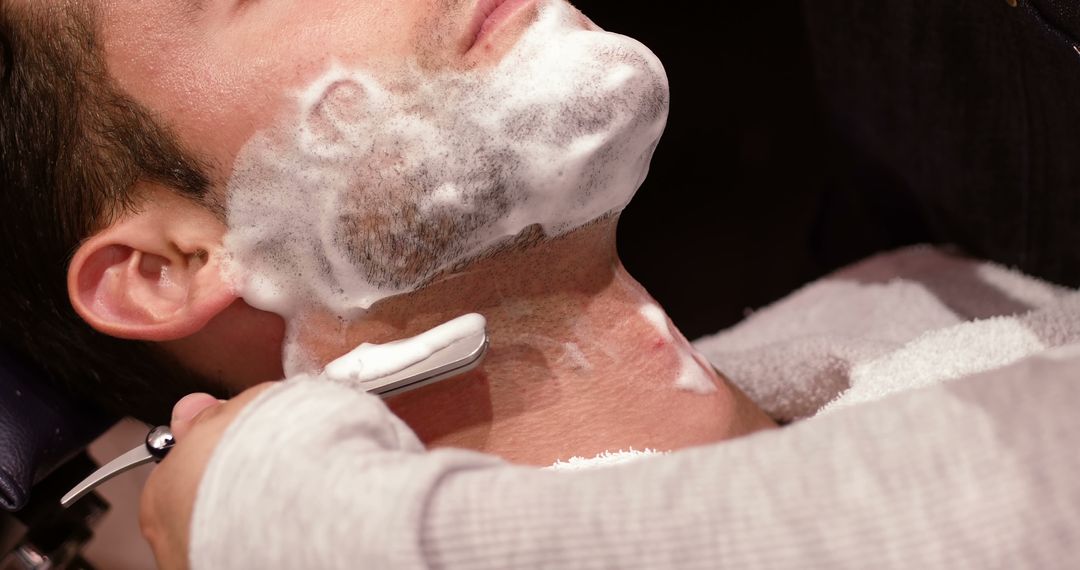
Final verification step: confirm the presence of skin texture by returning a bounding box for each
[61,1,780,564]
[294,220,775,465]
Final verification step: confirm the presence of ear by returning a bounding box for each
[68,189,237,342]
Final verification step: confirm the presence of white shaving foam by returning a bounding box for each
[223,0,669,326]
[639,304,718,394]
[324,313,486,384]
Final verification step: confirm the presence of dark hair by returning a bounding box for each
[0,1,225,423]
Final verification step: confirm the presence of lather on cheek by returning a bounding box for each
[221,0,670,376]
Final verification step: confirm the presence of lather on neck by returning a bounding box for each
[290,220,777,466]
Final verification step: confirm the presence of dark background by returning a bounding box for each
[576,1,836,339]
[585,0,1080,339]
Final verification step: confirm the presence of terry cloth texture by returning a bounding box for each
[548,448,662,471]
[190,247,1080,568]
[694,246,1080,421]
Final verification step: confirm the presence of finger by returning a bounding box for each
[171,393,223,440]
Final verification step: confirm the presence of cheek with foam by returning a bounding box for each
[222,0,670,373]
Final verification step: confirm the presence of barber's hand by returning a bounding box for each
[139,384,275,570]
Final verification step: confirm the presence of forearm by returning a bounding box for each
[190,348,1080,569]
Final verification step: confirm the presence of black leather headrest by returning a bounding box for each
[0,348,112,511]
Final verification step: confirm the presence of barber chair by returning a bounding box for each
[0,348,113,570]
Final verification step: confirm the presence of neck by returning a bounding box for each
[291,220,776,466]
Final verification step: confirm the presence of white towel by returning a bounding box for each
[694,245,1080,421]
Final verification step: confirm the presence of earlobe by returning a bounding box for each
[68,195,236,342]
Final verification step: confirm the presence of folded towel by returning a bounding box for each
[693,245,1079,421]
[548,448,662,471]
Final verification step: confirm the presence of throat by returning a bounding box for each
[294,221,777,465]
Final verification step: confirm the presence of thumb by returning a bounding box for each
[170,393,223,440]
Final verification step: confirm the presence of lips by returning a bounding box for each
[466,0,535,51]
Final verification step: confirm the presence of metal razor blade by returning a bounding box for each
[60,329,488,507]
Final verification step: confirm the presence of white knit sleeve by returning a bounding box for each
[190,346,1080,569]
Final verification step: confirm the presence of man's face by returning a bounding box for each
[97,0,668,379]
[98,0,549,185]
